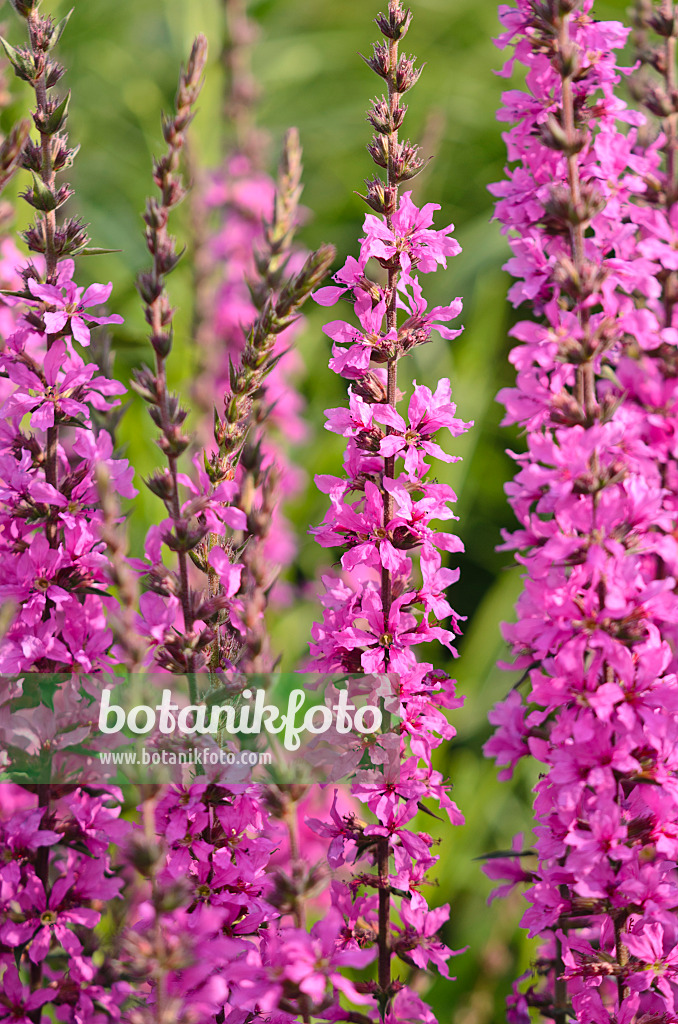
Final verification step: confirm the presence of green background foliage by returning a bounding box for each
[0,0,631,1018]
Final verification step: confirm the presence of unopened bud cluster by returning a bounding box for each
[208,130,335,485]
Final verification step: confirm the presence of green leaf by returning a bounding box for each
[599,363,623,389]
[0,36,34,81]
[49,7,74,49]
[38,675,59,710]
[28,172,58,212]
[75,246,123,256]
[43,91,70,134]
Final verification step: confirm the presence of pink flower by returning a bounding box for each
[1,339,124,429]
[396,901,464,977]
[374,379,470,478]
[363,191,461,275]
[27,263,123,346]
[1,870,100,963]
[0,965,52,1024]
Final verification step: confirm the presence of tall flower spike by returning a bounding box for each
[485,1,678,1021]
[190,0,316,674]
[0,1,132,676]
[196,126,327,674]
[126,25,340,1024]
[196,150,334,676]
[0,4,135,1021]
[304,1,471,1020]
[0,14,30,229]
[133,36,219,684]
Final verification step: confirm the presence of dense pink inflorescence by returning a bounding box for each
[0,223,136,1024]
[289,1,472,1018]
[197,151,308,615]
[0,243,135,1024]
[485,0,678,1020]
[0,253,132,674]
[0,782,130,1024]
[122,39,351,1024]
[304,202,468,1022]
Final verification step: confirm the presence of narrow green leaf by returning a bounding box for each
[49,7,74,49]
[43,91,70,134]
[29,172,58,212]
[76,246,123,256]
[0,35,33,80]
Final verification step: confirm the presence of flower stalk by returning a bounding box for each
[133,36,208,685]
[485,0,678,1019]
[308,2,470,1020]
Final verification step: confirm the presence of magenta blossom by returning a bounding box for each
[374,379,470,478]
[1,338,125,429]
[1,870,100,963]
[363,190,461,275]
[26,260,122,346]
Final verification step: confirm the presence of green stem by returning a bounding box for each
[559,12,595,423]
[28,10,60,539]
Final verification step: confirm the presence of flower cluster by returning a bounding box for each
[195,130,316,672]
[0,8,140,1023]
[0,783,130,1024]
[301,1,470,1019]
[116,26,351,1024]
[111,784,275,1024]
[134,40,333,680]
[0,5,132,675]
[485,0,678,1020]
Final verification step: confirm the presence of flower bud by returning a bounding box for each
[649,9,676,36]
[367,133,389,168]
[53,218,90,257]
[553,255,607,302]
[356,428,384,453]
[558,0,583,13]
[154,879,192,914]
[367,95,407,134]
[125,834,163,877]
[539,114,585,155]
[137,271,163,306]
[44,58,65,89]
[20,222,47,253]
[352,372,388,403]
[359,175,396,215]
[556,335,585,364]
[542,182,604,235]
[130,367,160,404]
[33,91,70,134]
[394,54,422,93]
[163,519,209,553]
[557,44,579,78]
[362,41,390,79]
[391,139,427,182]
[10,0,40,16]
[21,173,61,212]
[392,526,420,549]
[375,4,412,40]
[20,138,43,174]
[641,83,678,118]
[549,390,586,426]
[144,469,175,502]
[194,595,233,625]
